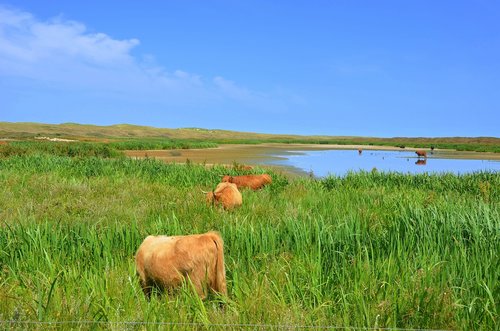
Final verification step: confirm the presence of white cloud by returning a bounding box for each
[0,7,138,66]
[0,6,215,98]
[0,5,301,117]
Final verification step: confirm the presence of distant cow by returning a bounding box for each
[206,182,242,210]
[222,174,272,190]
[415,150,427,158]
[358,149,362,155]
[0,141,7,145]
[135,231,227,299]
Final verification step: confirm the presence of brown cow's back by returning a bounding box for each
[221,174,272,190]
[415,150,427,158]
[135,231,227,298]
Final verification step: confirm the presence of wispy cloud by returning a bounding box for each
[0,6,138,70]
[0,5,292,109]
[213,76,255,100]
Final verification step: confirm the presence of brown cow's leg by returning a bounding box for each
[140,279,152,300]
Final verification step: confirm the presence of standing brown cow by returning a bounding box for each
[206,182,242,209]
[415,150,427,158]
[221,174,272,190]
[135,231,227,299]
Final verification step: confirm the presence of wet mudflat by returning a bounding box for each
[125,143,500,177]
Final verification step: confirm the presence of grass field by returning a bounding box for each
[2,121,500,153]
[0,147,498,330]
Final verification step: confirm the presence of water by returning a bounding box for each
[268,149,500,177]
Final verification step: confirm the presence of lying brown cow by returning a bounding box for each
[206,182,242,209]
[415,150,427,158]
[135,231,227,299]
[221,174,272,190]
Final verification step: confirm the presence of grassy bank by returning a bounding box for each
[0,154,498,330]
[0,140,218,159]
[2,121,499,153]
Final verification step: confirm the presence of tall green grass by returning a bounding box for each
[0,154,498,330]
[108,138,218,150]
[0,139,218,159]
[0,141,122,158]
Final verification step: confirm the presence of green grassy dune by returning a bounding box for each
[0,150,498,330]
[1,121,499,153]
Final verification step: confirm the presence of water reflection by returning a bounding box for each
[268,149,500,177]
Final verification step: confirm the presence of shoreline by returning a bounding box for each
[125,143,500,163]
[124,143,500,178]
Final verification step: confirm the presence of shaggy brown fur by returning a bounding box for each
[415,150,427,158]
[135,231,227,299]
[206,182,242,209]
[221,174,272,190]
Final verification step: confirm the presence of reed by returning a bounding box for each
[0,154,498,330]
[0,140,219,159]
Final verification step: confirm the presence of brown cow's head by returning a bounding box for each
[221,175,233,183]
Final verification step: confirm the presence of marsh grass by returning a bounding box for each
[1,122,499,153]
[0,140,218,159]
[0,141,123,158]
[0,154,498,330]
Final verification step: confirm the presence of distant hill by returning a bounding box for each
[0,122,359,141]
[0,122,498,149]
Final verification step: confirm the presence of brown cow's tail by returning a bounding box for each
[208,231,227,295]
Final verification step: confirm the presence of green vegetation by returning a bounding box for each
[209,137,500,153]
[0,140,218,159]
[108,139,217,151]
[0,141,122,158]
[0,150,498,330]
[1,121,499,153]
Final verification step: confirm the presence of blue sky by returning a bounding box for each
[1,1,499,137]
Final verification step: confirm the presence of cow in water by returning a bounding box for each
[358,149,362,155]
[221,174,272,190]
[135,231,227,299]
[415,150,427,158]
[205,182,242,210]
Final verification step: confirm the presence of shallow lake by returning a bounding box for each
[267,149,500,177]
